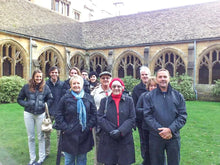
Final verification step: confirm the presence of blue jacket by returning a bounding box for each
[46,79,64,116]
[143,84,187,138]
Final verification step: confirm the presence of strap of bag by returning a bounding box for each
[45,103,50,118]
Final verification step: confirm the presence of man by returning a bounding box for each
[91,71,112,165]
[45,66,64,158]
[132,66,151,164]
[81,70,89,80]
[143,68,187,165]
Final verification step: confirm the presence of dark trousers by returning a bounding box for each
[137,126,145,159]
[142,129,150,165]
[149,134,180,165]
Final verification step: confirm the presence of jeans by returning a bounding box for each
[24,111,45,163]
[149,134,180,165]
[64,152,87,165]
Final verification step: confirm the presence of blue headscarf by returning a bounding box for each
[71,89,87,131]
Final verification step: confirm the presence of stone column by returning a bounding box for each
[187,43,194,78]
[144,47,150,66]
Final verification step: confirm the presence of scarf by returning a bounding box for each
[71,90,87,131]
[111,93,122,127]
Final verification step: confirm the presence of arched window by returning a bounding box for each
[154,51,185,77]
[199,49,220,84]
[70,54,85,71]
[117,53,142,78]
[38,50,61,77]
[1,43,24,78]
[90,55,108,75]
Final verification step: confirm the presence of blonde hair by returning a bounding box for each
[69,74,84,89]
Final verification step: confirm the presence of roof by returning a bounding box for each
[0,0,83,48]
[0,0,220,49]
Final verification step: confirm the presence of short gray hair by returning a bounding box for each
[140,66,151,75]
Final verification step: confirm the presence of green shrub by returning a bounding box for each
[0,76,27,103]
[212,79,220,97]
[170,74,196,101]
[121,76,140,93]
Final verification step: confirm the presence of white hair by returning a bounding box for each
[140,66,151,75]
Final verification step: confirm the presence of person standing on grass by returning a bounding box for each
[97,78,136,165]
[132,65,151,164]
[54,75,96,165]
[91,71,112,165]
[17,69,53,165]
[143,68,187,165]
[45,66,64,158]
[136,77,157,165]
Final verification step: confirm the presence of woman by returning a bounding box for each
[63,67,90,95]
[97,78,136,165]
[136,76,157,165]
[88,71,99,92]
[55,74,96,165]
[17,69,53,165]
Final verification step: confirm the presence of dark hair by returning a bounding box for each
[89,71,98,79]
[48,66,60,74]
[29,69,45,92]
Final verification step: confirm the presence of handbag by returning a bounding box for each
[41,103,53,132]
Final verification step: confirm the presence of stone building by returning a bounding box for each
[0,0,220,100]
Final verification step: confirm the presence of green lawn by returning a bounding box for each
[0,101,219,165]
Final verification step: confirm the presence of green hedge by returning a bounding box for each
[170,74,196,101]
[212,79,220,97]
[0,76,27,103]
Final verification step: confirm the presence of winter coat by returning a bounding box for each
[54,90,97,155]
[136,91,150,130]
[97,94,136,164]
[46,79,64,116]
[17,84,53,115]
[143,84,187,138]
[132,81,148,127]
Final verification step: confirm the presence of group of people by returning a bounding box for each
[17,65,187,165]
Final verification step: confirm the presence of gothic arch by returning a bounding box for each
[150,47,186,77]
[69,51,86,71]
[198,44,220,84]
[37,46,64,78]
[89,52,108,75]
[113,50,143,78]
[0,39,28,79]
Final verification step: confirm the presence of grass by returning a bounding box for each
[0,101,219,165]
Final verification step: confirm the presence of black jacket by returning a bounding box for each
[143,84,187,138]
[46,79,64,116]
[17,84,53,115]
[54,90,97,155]
[132,81,148,126]
[97,94,136,164]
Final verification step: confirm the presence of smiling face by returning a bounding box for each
[49,69,59,82]
[70,76,83,93]
[90,75,97,83]
[34,72,43,85]
[140,70,150,84]
[100,75,111,87]
[149,82,157,91]
[111,81,123,95]
[156,70,170,92]
[69,69,78,77]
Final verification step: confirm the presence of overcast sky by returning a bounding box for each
[105,0,217,15]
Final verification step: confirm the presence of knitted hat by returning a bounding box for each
[89,71,98,79]
[109,78,125,91]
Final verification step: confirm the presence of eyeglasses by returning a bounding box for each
[112,85,122,89]
[101,77,110,80]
